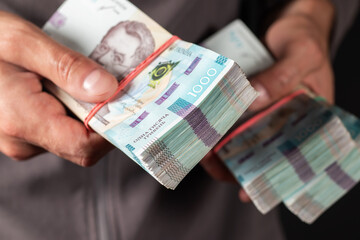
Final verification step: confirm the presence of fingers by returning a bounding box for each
[0,11,118,103]
[250,58,301,111]
[250,53,333,112]
[249,14,332,111]
[238,189,251,203]
[0,133,45,161]
[32,109,114,166]
[6,92,114,166]
[302,61,334,103]
[0,61,114,165]
[200,152,237,183]
[250,39,324,111]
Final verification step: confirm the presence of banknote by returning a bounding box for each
[202,19,274,76]
[44,0,173,126]
[284,106,360,223]
[216,92,355,213]
[43,0,257,189]
[207,19,360,223]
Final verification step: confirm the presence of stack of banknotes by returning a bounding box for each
[284,105,360,223]
[216,91,360,223]
[207,20,360,223]
[43,0,257,189]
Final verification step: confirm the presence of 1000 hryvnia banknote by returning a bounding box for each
[43,0,258,189]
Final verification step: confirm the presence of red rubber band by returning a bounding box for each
[213,89,306,153]
[84,35,180,130]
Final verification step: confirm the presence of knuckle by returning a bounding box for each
[56,51,83,86]
[276,67,298,89]
[78,155,98,167]
[2,144,30,161]
[19,72,43,92]
[0,122,21,138]
[72,139,89,154]
[302,38,325,66]
[38,92,66,114]
[0,18,32,55]
[21,71,41,82]
[0,34,19,59]
[47,132,100,167]
[70,140,98,167]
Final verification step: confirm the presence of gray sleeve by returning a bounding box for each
[330,0,359,58]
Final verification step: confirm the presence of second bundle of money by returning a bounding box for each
[204,19,360,223]
[216,91,360,223]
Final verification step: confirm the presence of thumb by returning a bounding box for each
[0,12,118,103]
[249,55,310,111]
[44,46,119,103]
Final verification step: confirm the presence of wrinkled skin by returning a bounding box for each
[0,12,118,166]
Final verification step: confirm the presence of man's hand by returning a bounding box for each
[250,0,335,111]
[0,11,118,165]
[201,0,335,203]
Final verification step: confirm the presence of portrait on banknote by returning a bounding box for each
[80,20,174,127]
[90,20,155,80]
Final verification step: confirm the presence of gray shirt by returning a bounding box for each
[0,1,357,240]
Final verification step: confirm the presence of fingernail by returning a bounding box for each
[249,83,270,111]
[83,69,117,96]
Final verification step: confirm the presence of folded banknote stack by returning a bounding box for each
[216,91,360,223]
[283,105,360,223]
[43,0,257,189]
[207,20,360,223]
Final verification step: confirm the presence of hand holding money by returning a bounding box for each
[0,11,116,165]
[250,0,335,111]
[202,17,359,223]
[201,0,336,201]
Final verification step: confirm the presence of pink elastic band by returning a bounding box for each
[84,35,180,130]
[213,89,306,153]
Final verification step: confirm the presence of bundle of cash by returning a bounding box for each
[43,0,257,189]
[207,20,360,223]
[284,107,360,223]
[216,92,355,214]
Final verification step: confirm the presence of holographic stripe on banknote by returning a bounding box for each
[155,82,180,105]
[130,111,150,128]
